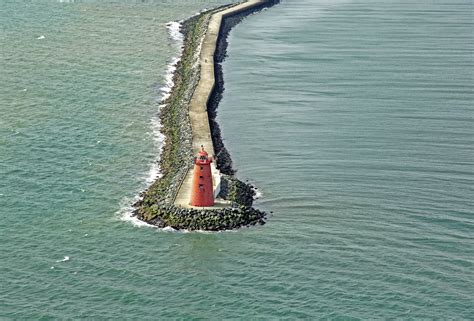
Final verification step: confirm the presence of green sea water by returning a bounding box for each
[1,0,473,319]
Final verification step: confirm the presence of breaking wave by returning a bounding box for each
[118,19,185,228]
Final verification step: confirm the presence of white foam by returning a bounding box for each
[56,256,70,263]
[162,226,178,232]
[147,115,165,184]
[254,189,263,200]
[165,21,184,44]
[118,195,155,228]
[160,55,181,101]
[159,21,184,102]
[37,35,45,40]
[149,20,184,175]
[119,19,187,228]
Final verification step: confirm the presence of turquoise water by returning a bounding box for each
[1,0,473,319]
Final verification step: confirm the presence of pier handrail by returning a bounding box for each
[171,165,191,205]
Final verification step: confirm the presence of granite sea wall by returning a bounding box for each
[133,1,279,231]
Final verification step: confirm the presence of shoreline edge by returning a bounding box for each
[133,0,279,231]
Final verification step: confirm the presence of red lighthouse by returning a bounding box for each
[190,146,214,207]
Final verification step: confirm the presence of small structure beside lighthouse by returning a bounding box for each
[190,145,214,207]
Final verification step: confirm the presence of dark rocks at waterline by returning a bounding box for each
[136,203,266,231]
[136,175,264,231]
[218,175,256,208]
[207,0,280,175]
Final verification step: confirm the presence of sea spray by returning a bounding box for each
[118,20,186,227]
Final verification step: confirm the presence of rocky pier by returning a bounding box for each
[133,0,279,231]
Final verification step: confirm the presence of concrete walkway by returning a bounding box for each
[174,1,267,208]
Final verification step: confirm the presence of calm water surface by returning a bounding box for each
[1,0,473,318]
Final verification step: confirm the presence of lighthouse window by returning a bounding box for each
[200,166,203,170]
[199,176,203,179]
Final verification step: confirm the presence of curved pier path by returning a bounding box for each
[174,0,268,208]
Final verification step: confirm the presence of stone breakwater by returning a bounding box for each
[209,0,280,175]
[133,1,279,231]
